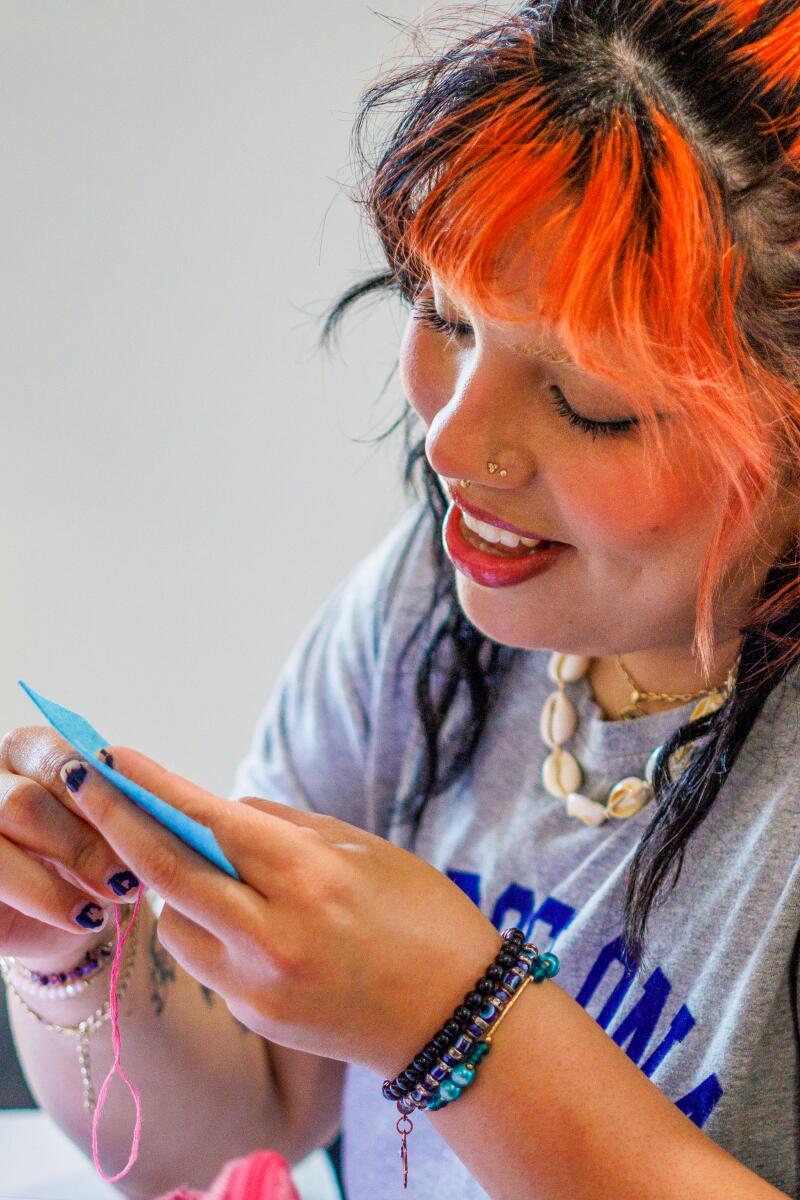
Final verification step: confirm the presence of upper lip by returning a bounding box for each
[447,484,563,543]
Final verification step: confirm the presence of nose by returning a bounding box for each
[423,393,528,488]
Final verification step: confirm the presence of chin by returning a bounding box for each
[453,571,671,657]
[454,576,568,651]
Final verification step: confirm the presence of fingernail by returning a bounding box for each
[72,902,108,931]
[107,869,139,897]
[60,759,89,794]
[98,748,114,769]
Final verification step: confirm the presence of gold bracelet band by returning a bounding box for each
[481,970,534,1044]
[0,906,141,1113]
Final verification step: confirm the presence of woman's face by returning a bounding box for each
[398,252,791,659]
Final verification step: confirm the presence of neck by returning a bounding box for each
[586,634,743,721]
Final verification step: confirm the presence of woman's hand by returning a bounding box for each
[64,744,503,1079]
[0,727,139,969]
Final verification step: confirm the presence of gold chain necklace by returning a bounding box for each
[540,651,741,825]
[614,653,740,721]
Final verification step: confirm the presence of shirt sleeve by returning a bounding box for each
[226,500,433,832]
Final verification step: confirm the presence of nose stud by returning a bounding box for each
[459,460,509,488]
[486,461,508,478]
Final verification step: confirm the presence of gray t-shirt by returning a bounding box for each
[229,500,800,1199]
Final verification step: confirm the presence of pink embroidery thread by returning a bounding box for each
[91,886,145,1181]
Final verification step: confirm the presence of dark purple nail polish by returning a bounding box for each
[63,763,88,793]
[98,748,114,769]
[107,870,139,896]
[73,902,107,930]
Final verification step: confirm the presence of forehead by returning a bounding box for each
[428,203,582,365]
[430,271,578,367]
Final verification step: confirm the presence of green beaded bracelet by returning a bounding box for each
[426,1040,490,1110]
[424,949,560,1112]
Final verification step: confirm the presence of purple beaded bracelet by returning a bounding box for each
[395,940,539,1113]
[3,905,134,999]
[19,942,114,987]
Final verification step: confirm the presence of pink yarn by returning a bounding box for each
[87,895,299,1199]
[91,886,145,1182]
[151,1149,302,1200]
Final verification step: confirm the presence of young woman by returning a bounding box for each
[2,4,800,1198]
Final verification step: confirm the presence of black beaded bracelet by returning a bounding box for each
[385,927,561,1190]
[396,940,540,1113]
[381,926,530,1102]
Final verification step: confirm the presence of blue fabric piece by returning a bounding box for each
[17,680,239,879]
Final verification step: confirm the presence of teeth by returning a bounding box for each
[461,509,541,549]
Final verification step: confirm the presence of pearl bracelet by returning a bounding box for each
[0,905,134,999]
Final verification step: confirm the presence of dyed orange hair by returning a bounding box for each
[354,0,800,679]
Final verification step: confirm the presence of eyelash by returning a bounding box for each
[410,293,639,440]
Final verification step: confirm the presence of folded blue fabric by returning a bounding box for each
[18,681,239,880]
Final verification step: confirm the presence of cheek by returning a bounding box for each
[557,457,711,555]
[398,321,448,426]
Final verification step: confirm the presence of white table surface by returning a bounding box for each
[0,1110,342,1200]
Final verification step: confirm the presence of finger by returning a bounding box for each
[0,770,140,907]
[0,726,108,823]
[91,746,326,888]
[60,751,266,942]
[154,903,228,996]
[236,795,356,841]
[0,900,101,962]
[0,831,112,935]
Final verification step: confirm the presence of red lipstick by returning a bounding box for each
[442,502,572,588]
[449,487,560,544]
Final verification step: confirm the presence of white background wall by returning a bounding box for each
[1,2,425,795]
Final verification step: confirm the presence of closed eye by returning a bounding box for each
[412,292,473,347]
[548,388,639,440]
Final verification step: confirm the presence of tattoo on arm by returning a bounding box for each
[148,920,176,1016]
[197,980,253,1036]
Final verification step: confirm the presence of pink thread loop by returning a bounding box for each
[91,887,144,1182]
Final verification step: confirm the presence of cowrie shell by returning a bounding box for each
[690,693,726,721]
[644,745,663,785]
[547,653,592,685]
[542,748,582,798]
[539,689,577,749]
[668,742,696,774]
[606,776,652,819]
[565,792,608,825]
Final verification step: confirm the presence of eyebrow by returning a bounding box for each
[511,342,576,366]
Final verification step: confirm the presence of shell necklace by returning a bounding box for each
[540,652,740,826]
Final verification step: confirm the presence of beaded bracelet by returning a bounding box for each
[424,943,559,1113]
[0,911,133,999]
[397,940,556,1112]
[382,927,560,1188]
[382,927,529,1103]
